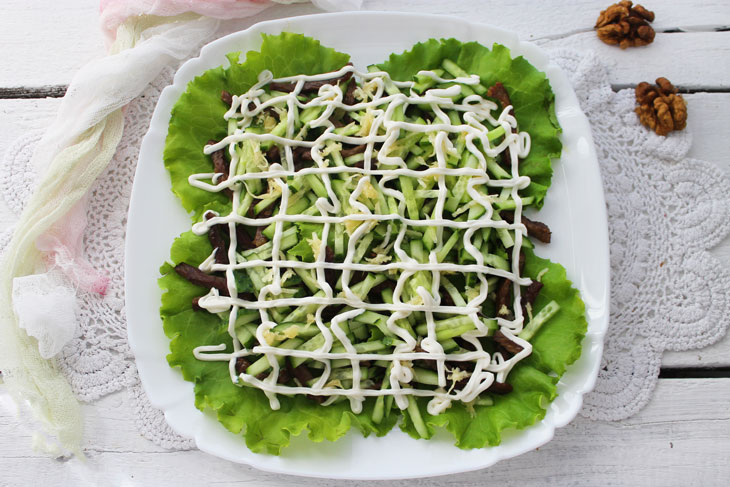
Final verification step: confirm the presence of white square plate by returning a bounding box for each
[126,11,610,480]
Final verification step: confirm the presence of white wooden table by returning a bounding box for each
[1,1,729,485]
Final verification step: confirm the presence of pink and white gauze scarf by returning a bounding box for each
[0,0,361,458]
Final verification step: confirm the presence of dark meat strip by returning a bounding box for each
[321,304,344,322]
[340,144,367,158]
[486,82,515,166]
[252,227,268,248]
[449,359,476,373]
[264,107,280,120]
[293,146,313,170]
[439,289,455,307]
[207,139,229,180]
[520,279,544,319]
[276,367,292,384]
[221,90,233,106]
[522,281,544,312]
[493,329,524,357]
[191,296,202,311]
[413,345,439,371]
[239,291,256,302]
[487,381,513,395]
[487,82,514,117]
[453,336,477,351]
[205,215,255,252]
[246,203,274,220]
[254,366,289,383]
[307,394,326,404]
[258,204,274,218]
[266,145,280,164]
[370,278,396,294]
[343,78,357,105]
[268,63,353,93]
[235,357,252,375]
[349,270,367,286]
[495,277,512,317]
[290,365,325,403]
[204,211,228,265]
[341,112,355,126]
[324,245,338,290]
[235,224,256,250]
[368,278,395,303]
[501,211,552,244]
[291,364,314,384]
[174,262,228,295]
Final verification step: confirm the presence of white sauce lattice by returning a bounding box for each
[189,65,533,415]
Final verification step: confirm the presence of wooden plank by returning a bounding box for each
[685,93,730,170]
[540,31,730,90]
[1,379,728,485]
[661,92,730,368]
[363,0,730,40]
[2,0,730,88]
[0,0,104,88]
[0,86,66,99]
[663,332,730,368]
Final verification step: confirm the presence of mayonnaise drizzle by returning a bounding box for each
[191,65,534,415]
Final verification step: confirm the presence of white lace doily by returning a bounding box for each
[1,49,729,449]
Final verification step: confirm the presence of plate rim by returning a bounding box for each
[126,10,610,480]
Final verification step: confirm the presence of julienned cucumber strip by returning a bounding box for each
[161,33,582,455]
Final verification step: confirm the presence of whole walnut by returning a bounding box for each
[635,77,687,136]
[596,1,656,48]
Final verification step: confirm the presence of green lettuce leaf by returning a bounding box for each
[398,248,586,447]
[161,233,399,455]
[374,39,562,208]
[164,32,350,218]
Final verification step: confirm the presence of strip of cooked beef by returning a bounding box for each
[487,82,516,166]
[495,277,512,317]
[174,263,228,295]
[207,139,229,179]
[343,78,357,105]
[493,329,524,357]
[324,245,338,290]
[487,82,514,117]
[221,90,233,106]
[521,281,544,318]
[252,226,268,247]
[454,336,476,351]
[487,381,513,394]
[340,144,367,158]
[235,357,251,375]
[266,145,281,164]
[204,211,228,265]
[501,211,552,243]
[246,203,274,220]
[268,63,353,93]
[235,224,256,250]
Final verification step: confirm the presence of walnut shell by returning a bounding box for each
[634,77,688,136]
[595,2,656,48]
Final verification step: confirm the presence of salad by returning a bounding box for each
[159,33,586,454]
